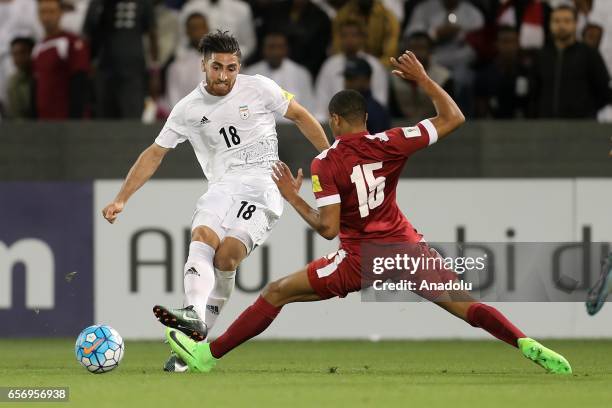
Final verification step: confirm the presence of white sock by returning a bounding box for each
[205,268,236,330]
[183,242,216,320]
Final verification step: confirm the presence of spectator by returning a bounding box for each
[332,0,399,67]
[5,37,35,119]
[343,56,390,133]
[33,0,90,119]
[405,0,484,114]
[582,23,602,49]
[475,26,529,118]
[315,19,388,120]
[254,0,331,78]
[179,0,256,60]
[496,0,549,50]
[391,31,453,121]
[166,12,208,107]
[244,31,316,117]
[529,4,611,118]
[0,0,43,114]
[84,0,159,119]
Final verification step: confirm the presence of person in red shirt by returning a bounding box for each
[163,51,571,375]
[32,0,90,119]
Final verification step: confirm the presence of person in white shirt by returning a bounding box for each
[179,0,256,60]
[244,31,316,119]
[102,31,329,372]
[166,12,209,108]
[315,19,388,121]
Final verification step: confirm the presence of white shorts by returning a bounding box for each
[191,175,284,253]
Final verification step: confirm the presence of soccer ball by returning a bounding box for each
[75,325,124,374]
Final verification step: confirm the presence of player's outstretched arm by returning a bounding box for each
[284,99,331,152]
[390,51,465,140]
[102,143,169,224]
[272,162,340,240]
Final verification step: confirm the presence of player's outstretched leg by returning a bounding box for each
[586,252,612,316]
[436,298,572,374]
[166,267,321,373]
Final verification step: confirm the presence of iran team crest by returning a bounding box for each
[239,105,250,120]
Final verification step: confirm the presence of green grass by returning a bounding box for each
[1,339,612,408]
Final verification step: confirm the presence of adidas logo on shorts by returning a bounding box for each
[185,267,200,277]
[206,305,220,315]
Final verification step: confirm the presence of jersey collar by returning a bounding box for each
[336,130,369,141]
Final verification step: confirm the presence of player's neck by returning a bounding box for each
[337,125,367,137]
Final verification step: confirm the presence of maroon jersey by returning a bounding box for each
[32,32,89,119]
[311,119,438,244]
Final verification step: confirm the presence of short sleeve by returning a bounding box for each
[367,119,438,160]
[310,157,341,208]
[155,101,189,148]
[256,75,294,116]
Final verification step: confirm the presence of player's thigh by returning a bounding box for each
[263,267,321,307]
[221,186,283,255]
[213,236,248,271]
[191,183,234,246]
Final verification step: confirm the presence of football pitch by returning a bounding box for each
[2,339,612,408]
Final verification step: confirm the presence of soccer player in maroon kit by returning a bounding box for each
[33,0,90,119]
[165,51,572,375]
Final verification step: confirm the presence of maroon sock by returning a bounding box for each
[466,303,526,348]
[210,296,282,358]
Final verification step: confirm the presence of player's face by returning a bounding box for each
[550,9,576,43]
[203,53,241,96]
[38,0,62,33]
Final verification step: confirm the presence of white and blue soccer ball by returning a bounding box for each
[75,325,124,374]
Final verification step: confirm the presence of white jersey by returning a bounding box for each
[155,74,293,183]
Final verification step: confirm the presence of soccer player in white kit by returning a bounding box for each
[102,31,330,371]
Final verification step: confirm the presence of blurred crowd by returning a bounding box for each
[1,0,611,126]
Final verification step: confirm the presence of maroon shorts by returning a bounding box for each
[307,242,459,300]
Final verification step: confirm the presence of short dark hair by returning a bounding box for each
[339,19,364,34]
[10,37,35,50]
[186,12,207,25]
[552,4,577,20]
[497,25,518,37]
[406,31,433,48]
[328,90,367,124]
[198,30,241,60]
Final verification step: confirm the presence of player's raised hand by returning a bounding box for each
[272,162,302,202]
[102,201,124,224]
[390,51,428,83]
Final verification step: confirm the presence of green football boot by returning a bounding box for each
[518,338,572,374]
[153,304,208,341]
[165,328,217,373]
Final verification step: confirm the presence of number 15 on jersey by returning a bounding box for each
[350,162,386,218]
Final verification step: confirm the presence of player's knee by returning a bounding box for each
[262,280,284,303]
[191,227,219,248]
[213,250,240,271]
